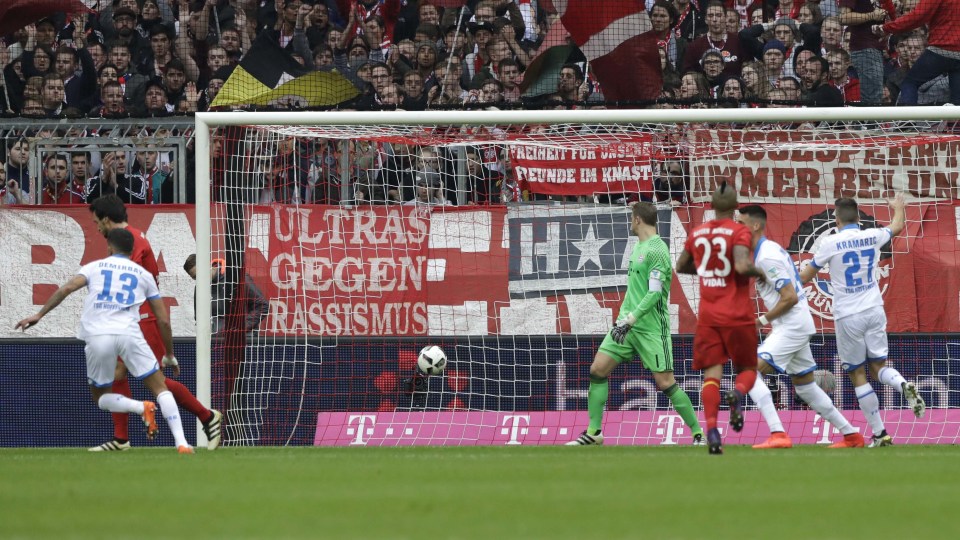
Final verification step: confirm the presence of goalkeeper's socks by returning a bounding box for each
[98,393,145,414]
[855,383,885,436]
[157,390,189,448]
[877,366,907,394]
[701,378,721,431]
[587,374,608,435]
[796,381,856,435]
[111,377,132,442]
[664,383,702,433]
[165,378,213,423]
[748,375,784,434]
[734,370,757,397]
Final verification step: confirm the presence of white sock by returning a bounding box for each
[797,381,856,435]
[855,383,885,436]
[157,390,189,448]
[748,375,784,433]
[877,366,907,394]
[98,393,145,414]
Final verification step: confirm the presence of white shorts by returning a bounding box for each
[835,306,888,372]
[758,328,817,376]
[84,334,159,388]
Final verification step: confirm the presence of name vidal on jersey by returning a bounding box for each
[701,277,726,287]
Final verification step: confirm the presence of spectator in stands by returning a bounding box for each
[885,32,949,105]
[464,148,502,204]
[827,48,861,103]
[820,16,843,50]
[838,1,889,105]
[93,80,127,117]
[108,41,148,106]
[556,63,585,103]
[719,75,747,105]
[143,78,173,115]
[404,175,447,206]
[162,59,189,106]
[40,73,66,116]
[650,1,685,71]
[700,49,727,91]
[378,82,403,107]
[465,21,495,82]
[1,165,29,205]
[305,2,335,49]
[498,58,522,103]
[761,40,787,83]
[110,7,150,62]
[674,0,708,42]
[777,75,802,102]
[28,45,56,78]
[679,71,711,101]
[742,60,773,100]
[87,150,146,204]
[414,41,439,82]
[71,151,93,196]
[478,79,505,106]
[683,1,746,76]
[40,153,87,204]
[5,138,31,198]
[401,71,428,110]
[879,0,960,106]
[798,2,824,26]
[654,161,689,205]
[56,46,97,110]
[800,55,844,106]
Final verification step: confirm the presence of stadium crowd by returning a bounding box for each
[1,0,957,206]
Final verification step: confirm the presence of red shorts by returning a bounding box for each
[692,324,758,371]
[119,318,165,370]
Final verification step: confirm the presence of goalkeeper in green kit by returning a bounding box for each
[567,202,704,446]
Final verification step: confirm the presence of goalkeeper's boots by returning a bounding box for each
[88,440,131,452]
[566,430,603,446]
[692,432,705,446]
[177,445,195,454]
[828,432,865,448]
[203,409,223,451]
[902,382,926,419]
[752,431,793,449]
[868,431,894,448]
[725,390,745,432]
[707,428,723,455]
[141,401,159,440]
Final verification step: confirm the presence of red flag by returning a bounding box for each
[555,0,662,103]
[0,0,90,37]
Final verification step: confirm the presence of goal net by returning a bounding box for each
[195,109,960,447]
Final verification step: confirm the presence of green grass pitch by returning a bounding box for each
[1,446,956,539]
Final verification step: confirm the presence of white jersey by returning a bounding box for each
[76,255,160,340]
[755,237,815,335]
[810,224,892,320]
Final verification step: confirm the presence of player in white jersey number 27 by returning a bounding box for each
[738,206,864,449]
[799,195,926,448]
[15,228,194,453]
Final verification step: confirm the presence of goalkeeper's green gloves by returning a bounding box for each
[610,313,637,344]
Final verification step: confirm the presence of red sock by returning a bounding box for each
[701,378,721,431]
[112,377,131,441]
[735,370,757,397]
[165,379,213,424]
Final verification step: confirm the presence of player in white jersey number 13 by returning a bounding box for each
[15,228,194,453]
[738,206,863,449]
[799,195,926,448]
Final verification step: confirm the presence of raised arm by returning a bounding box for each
[15,274,87,330]
[887,193,905,237]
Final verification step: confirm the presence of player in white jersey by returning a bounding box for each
[799,195,926,448]
[739,206,864,448]
[15,228,194,453]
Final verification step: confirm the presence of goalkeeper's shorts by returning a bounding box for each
[599,331,673,373]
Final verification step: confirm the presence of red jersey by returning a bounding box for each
[126,225,160,320]
[684,218,755,326]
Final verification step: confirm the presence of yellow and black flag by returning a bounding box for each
[212,33,359,109]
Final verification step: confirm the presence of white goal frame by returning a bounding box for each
[193,106,960,446]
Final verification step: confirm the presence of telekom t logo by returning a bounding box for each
[811,414,859,444]
[348,414,376,445]
[502,415,530,445]
[656,415,685,445]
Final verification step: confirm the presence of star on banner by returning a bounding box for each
[571,224,610,270]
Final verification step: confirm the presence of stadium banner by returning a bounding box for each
[314,410,960,446]
[2,335,957,446]
[509,135,654,196]
[687,130,960,203]
[1,203,959,337]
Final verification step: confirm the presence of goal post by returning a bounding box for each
[195,107,960,447]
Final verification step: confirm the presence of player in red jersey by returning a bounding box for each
[676,183,767,454]
[88,195,222,451]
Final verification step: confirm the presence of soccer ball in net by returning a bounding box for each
[417,346,447,376]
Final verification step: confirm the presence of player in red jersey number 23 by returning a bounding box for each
[676,183,768,455]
